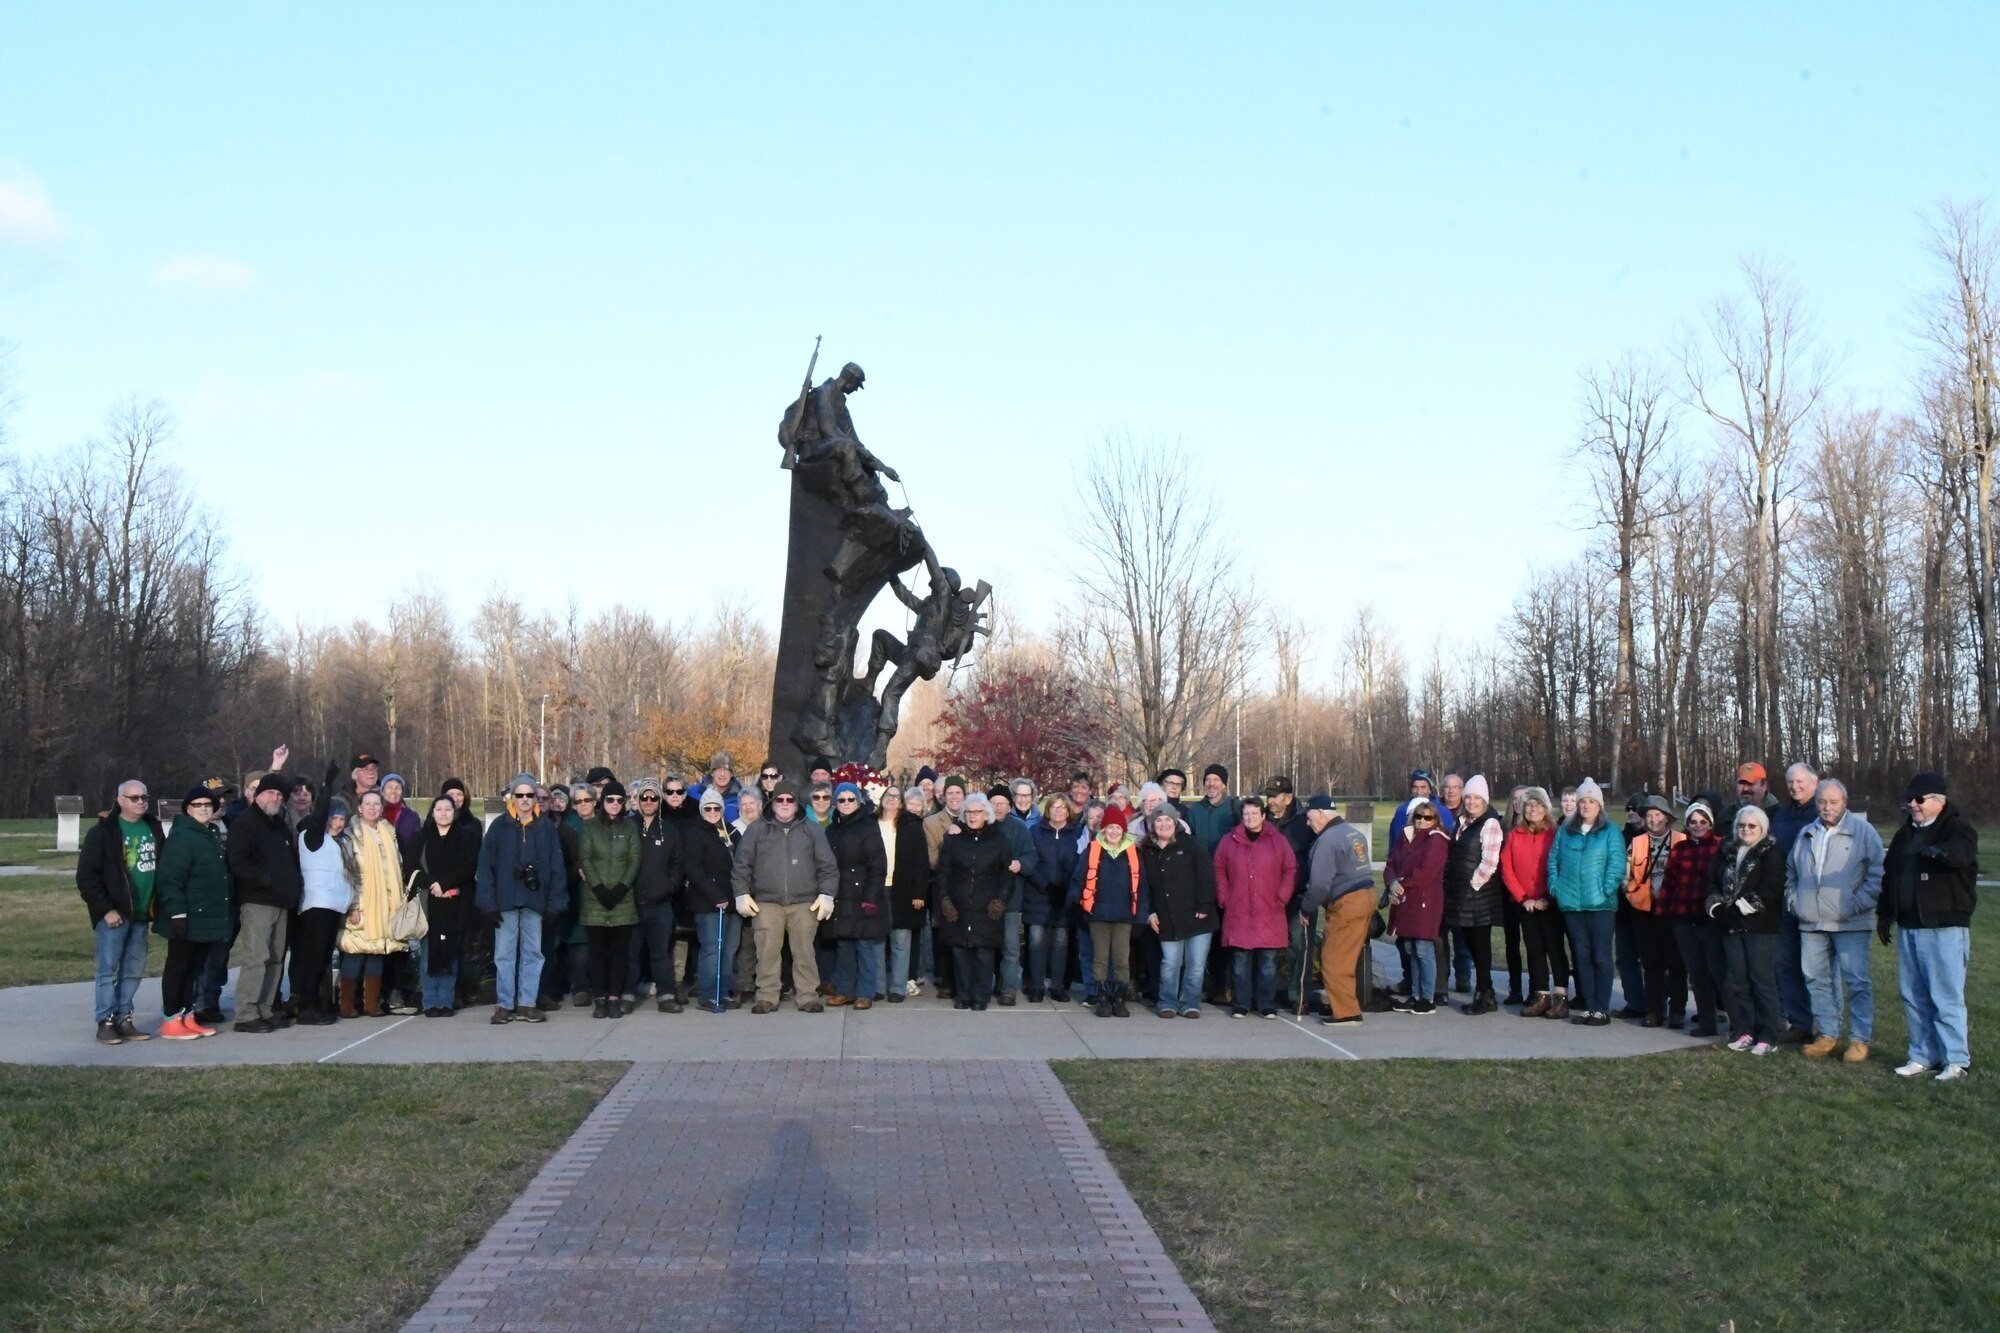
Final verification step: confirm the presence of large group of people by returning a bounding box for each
[74,747,1976,1080]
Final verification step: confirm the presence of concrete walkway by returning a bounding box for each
[402,1061,1212,1332]
[0,970,1707,1067]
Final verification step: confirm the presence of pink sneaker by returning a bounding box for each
[159,1014,199,1041]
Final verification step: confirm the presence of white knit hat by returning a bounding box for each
[1464,774,1490,802]
[1574,777,1605,807]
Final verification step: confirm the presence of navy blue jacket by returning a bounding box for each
[476,814,571,916]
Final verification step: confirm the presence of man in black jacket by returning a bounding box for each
[76,780,166,1044]
[1263,777,1317,1008]
[628,777,684,1013]
[226,773,303,1033]
[1880,772,1979,1081]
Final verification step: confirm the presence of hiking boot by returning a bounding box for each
[116,1017,152,1042]
[1803,1035,1839,1059]
[1521,992,1552,1018]
[490,1007,514,1025]
[591,999,610,1019]
[1096,993,1115,1018]
[159,1014,198,1041]
[1842,1041,1870,1064]
[1465,991,1496,1016]
[751,1001,777,1015]
[1111,987,1131,1018]
[1547,993,1570,1021]
[618,996,636,1016]
[1668,1009,1686,1030]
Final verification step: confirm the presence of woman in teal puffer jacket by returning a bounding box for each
[1547,778,1627,1026]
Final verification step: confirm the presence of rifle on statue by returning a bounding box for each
[780,335,822,471]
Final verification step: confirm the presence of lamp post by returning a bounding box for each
[538,693,548,783]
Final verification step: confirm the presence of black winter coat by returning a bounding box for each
[1270,804,1316,915]
[634,814,683,909]
[1882,806,1979,930]
[77,809,166,923]
[1704,837,1784,934]
[1027,820,1081,927]
[824,808,890,940]
[680,818,739,916]
[885,816,932,932]
[1137,836,1217,941]
[937,823,1013,950]
[1442,808,1502,928]
[227,806,303,911]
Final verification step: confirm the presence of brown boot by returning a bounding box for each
[362,976,385,1017]
[338,979,360,1019]
[1547,991,1570,1021]
[1521,991,1551,1018]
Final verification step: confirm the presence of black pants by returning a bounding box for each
[1674,918,1727,1026]
[953,946,996,1005]
[1720,931,1782,1042]
[290,907,343,1016]
[162,937,224,1015]
[1520,905,1567,994]
[1633,910,1687,1019]
[1500,895,1525,996]
[1453,925,1494,994]
[587,924,632,998]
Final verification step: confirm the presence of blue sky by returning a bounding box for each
[1,3,1994,678]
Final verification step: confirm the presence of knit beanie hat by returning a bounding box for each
[1101,805,1129,833]
[1574,777,1605,808]
[1202,763,1229,783]
[1684,799,1715,829]
[599,778,627,800]
[1464,775,1490,803]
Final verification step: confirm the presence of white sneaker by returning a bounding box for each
[904,979,922,998]
[1726,1034,1754,1052]
[1936,1064,1971,1082]
[1894,1061,1934,1078]
[1750,1042,1775,1056]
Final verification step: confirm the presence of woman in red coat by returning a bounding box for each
[1501,786,1567,1018]
[1213,796,1298,1019]
[1386,797,1449,1014]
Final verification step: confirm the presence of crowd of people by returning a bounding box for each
[74,748,1976,1079]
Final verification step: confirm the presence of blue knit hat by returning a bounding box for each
[834,781,862,802]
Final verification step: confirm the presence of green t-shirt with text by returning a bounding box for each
[120,819,157,918]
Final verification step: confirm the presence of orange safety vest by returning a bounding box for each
[1081,840,1141,915]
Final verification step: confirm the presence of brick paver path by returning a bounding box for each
[404,1060,1212,1332]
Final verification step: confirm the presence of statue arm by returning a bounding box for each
[888,576,925,614]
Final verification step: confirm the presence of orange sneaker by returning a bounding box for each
[184,1012,217,1038]
[159,1014,199,1041]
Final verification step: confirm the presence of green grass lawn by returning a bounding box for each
[1058,910,2000,1331]
[0,1061,623,1331]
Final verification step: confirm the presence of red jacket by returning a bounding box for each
[1385,827,1448,941]
[1500,826,1555,904]
[1213,823,1297,949]
[1657,831,1723,919]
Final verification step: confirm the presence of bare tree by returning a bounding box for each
[1059,432,1256,778]
[1683,258,1828,759]
[1577,354,1676,792]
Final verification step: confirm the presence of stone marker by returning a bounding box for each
[55,795,83,852]
[155,798,183,831]
[1345,801,1374,860]
[482,796,506,830]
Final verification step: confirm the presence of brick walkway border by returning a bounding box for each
[404,1060,1213,1332]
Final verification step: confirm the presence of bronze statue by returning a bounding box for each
[767,351,986,775]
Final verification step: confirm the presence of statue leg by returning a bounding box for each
[865,629,906,689]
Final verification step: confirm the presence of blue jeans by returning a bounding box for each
[1076,916,1096,996]
[1027,922,1069,995]
[1801,929,1873,1042]
[93,917,150,1024]
[831,938,884,1000]
[888,928,914,993]
[1613,900,1645,1013]
[1158,933,1212,1013]
[694,907,740,1009]
[1231,948,1278,1013]
[338,952,384,980]
[495,908,544,1011]
[1898,926,1971,1068]
[1001,909,1023,995]
[628,900,676,997]
[197,906,238,1010]
[419,938,459,1011]
[1777,909,1813,1031]
[1399,938,1437,1002]
[1564,909,1616,1015]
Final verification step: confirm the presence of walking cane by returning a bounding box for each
[1295,912,1311,1020]
[716,903,726,1012]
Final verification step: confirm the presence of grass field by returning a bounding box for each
[1057,909,2000,1331]
[0,1061,622,1331]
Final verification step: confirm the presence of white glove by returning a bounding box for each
[812,893,835,922]
[735,894,760,918]
[1735,898,1756,916]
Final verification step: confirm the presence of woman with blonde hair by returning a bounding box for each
[337,788,408,1017]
